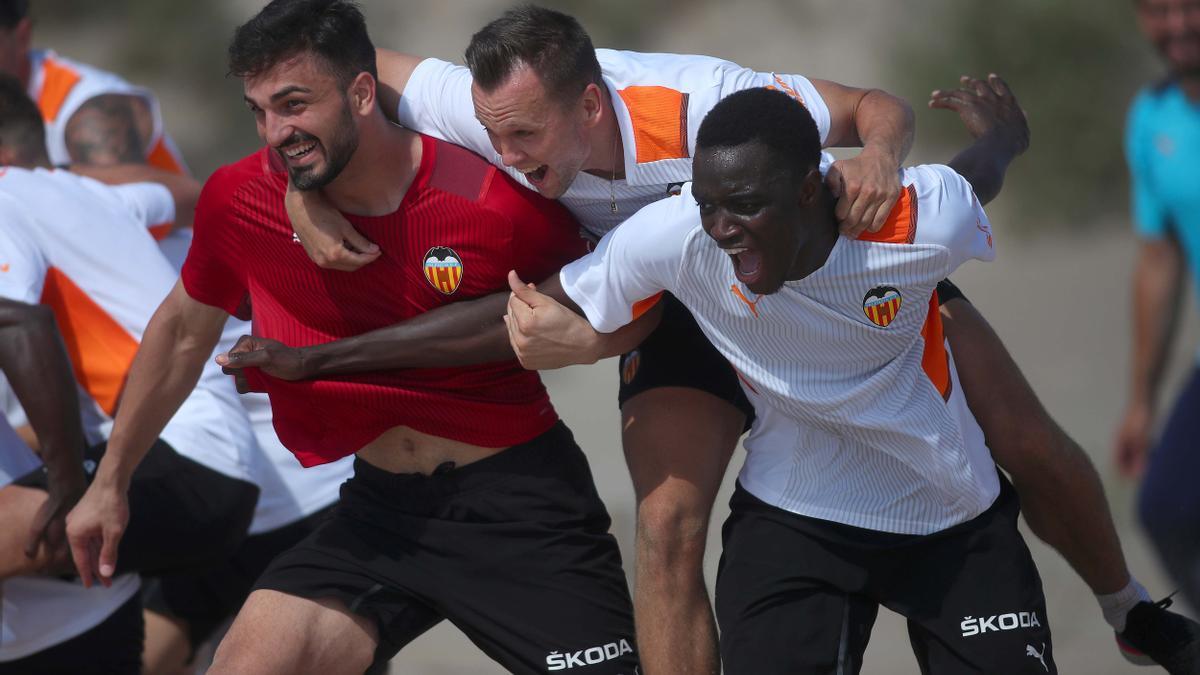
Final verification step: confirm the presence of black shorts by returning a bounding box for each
[0,592,143,674]
[716,477,1054,674]
[17,439,259,577]
[143,506,333,650]
[253,421,638,674]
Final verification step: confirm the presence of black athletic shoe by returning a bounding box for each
[1115,595,1200,674]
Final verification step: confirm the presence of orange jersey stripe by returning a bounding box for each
[37,58,82,123]
[618,86,689,164]
[147,137,185,175]
[147,222,173,241]
[631,291,664,321]
[857,184,918,245]
[764,74,807,106]
[40,267,140,415]
[919,293,951,400]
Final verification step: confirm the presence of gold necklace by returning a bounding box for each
[610,132,619,214]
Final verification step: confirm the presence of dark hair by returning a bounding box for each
[228,0,376,88]
[0,1,28,30]
[696,88,821,179]
[0,73,45,163]
[465,4,602,103]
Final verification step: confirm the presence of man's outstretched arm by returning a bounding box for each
[218,272,659,381]
[930,74,1029,207]
[0,299,87,562]
[65,281,228,587]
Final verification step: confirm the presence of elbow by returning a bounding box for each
[861,88,914,128]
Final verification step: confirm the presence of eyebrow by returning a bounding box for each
[269,85,312,102]
[243,85,314,107]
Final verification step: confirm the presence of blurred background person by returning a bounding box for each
[0,3,353,671]
[1115,0,1200,619]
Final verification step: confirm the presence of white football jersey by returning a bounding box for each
[561,164,1000,534]
[0,168,256,483]
[398,49,833,237]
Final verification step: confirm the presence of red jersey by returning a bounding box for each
[181,135,587,466]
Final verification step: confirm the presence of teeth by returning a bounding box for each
[724,247,748,256]
[285,142,316,158]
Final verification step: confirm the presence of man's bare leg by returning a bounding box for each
[142,610,193,675]
[941,298,1130,594]
[0,485,72,578]
[623,387,742,675]
[209,590,377,675]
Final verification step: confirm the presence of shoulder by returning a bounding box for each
[410,56,468,82]
[1128,82,1176,127]
[44,52,148,115]
[432,140,576,226]
[424,136,498,203]
[617,182,704,245]
[906,164,978,225]
[856,165,975,245]
[599,49,742,90]
[0,168,74,210]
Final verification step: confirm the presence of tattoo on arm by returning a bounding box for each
[64,94,153,165]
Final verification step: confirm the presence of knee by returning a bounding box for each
[635,496,710,570]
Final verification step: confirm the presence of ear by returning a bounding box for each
[797,167,823,207]
[348,71,377,115]
[580,82,604,129]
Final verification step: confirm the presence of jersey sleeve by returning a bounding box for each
[908,165,995,273]
[107,181,176,231]
[0,196,49,304]
[1126,91,1168,239]
[396,58,498,161]
[179,168,249,318]
[559,187,696,333]
[718,67,832,146]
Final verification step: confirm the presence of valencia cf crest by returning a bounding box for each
[862,285,902,327]
[621,350,641,385]
[423,246,463,295]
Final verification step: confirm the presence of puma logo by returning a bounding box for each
[1026,643,1047,671]
[730,284,762,318]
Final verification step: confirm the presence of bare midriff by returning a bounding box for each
[355,424,509,475]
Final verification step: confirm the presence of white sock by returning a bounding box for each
[1098,577,1152,633]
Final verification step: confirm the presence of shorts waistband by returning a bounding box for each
[731,472,1015,546]
[349,421,572,497]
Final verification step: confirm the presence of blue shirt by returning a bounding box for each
[1126,81,1200,299]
